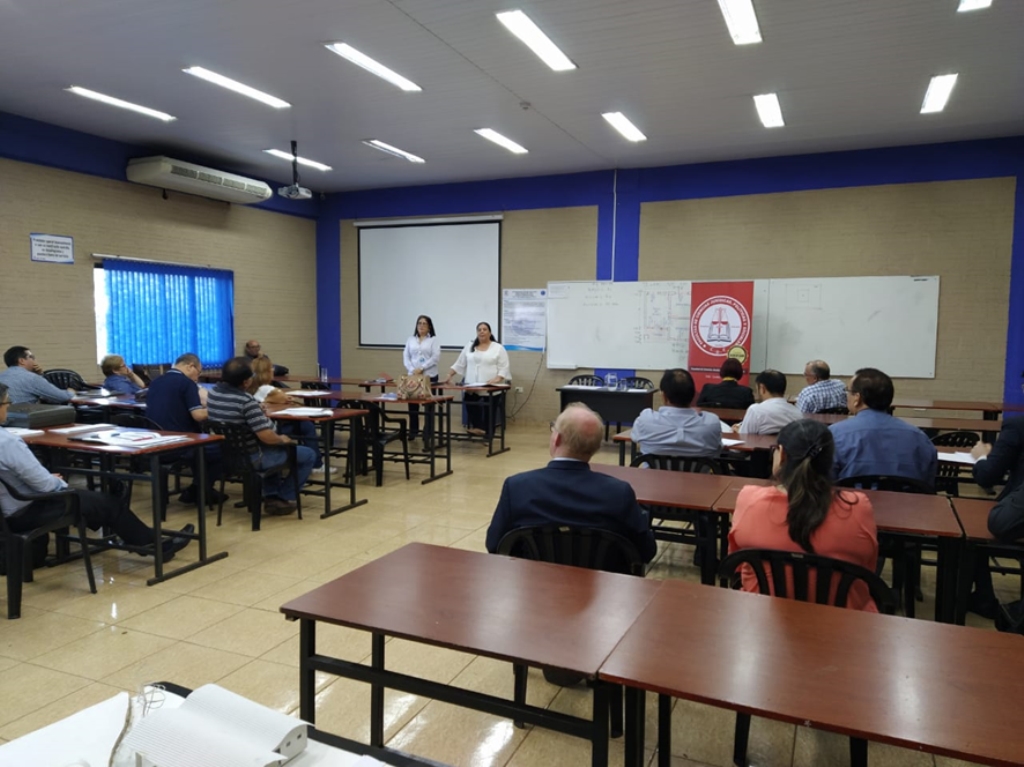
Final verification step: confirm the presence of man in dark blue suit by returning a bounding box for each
[485,403,656,562]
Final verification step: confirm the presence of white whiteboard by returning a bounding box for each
[359,222,500,347]
[765,276,939,378]
[546,281,692,369]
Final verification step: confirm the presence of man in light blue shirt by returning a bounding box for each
[0,346,73,405]
[631,368,722,457]
[829,367,937,487]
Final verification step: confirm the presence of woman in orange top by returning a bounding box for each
[728,418,879,611]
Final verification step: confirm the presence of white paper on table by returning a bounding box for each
[720,421,734,433]
[2,427,45,438]
[71,430,190,448]
[942,451,978,466]
[50,423,113,434]
[721,438,744,447]
[288,390,332,397]
[277,407,334,416]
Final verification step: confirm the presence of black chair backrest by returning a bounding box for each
[816,406,850,415]
[568,375,605,387]
[111,413,165,431]
[206,421,260,474]
[631,453,725,474]
[43,369,87,390]
[496,525,644,576]
[719,548,897,614]
[931,430,981,449]
[620,377,654,390]
[130,364,152,386]
[836,475,935,494]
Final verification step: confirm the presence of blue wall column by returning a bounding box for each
[1003,179,1024,404]
[315,196,343,377]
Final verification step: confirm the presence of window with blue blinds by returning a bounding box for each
[102,260,234,366]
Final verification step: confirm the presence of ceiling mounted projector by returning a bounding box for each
[276,139,312,201]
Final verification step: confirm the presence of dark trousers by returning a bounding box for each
[464,392,503,434]
[408,376,439,437]
[7,490,155,547]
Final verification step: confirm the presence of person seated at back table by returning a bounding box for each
[734,369,803,435]
[631,368,722,458]
[244,339,289,381]
[796,359,848,413]
[729,419,879,611]
[101,354,146,395]
[696,358,755,410]
[208,356,317,516]
[0,346,73,405]
[829,367,937,486]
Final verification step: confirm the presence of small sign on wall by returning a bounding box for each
[30,233,74,264]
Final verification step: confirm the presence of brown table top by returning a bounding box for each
[591,464,736,510]
[613,430,778,453]
[326,392,455,405]
[599,578,1024,766]
[804,412,1000,431]
[24,428,220,455]
[890,397,1005,412]
[264,404,369,422]
[710,478,773,513]
[280,543,661,676]
[950,497,1000,541]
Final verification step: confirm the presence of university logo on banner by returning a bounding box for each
[688,282,754,389]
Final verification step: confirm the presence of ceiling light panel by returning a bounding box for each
[263,149,332,171]
[920,74,958,113]
[474,129,528,154]
[325,43,422,92]
[183,67,291,108]
[496,10,576,71]
[362,140,425,164]
[66,86,176,121]
[716,0,762,45]
[753,93,784,128]
[957,0,992,11]
[601,112,647,142]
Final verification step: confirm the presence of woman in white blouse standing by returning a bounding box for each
[403,315,441,441]
[443,321,511,436]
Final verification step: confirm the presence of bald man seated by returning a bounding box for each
[485,402,656,562]
[244,340,289,379]
[796,359,848,413]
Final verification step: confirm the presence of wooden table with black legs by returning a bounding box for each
[280,543,662,767]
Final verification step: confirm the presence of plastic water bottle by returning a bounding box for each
[319,364,328,383]
[606,372,618,389]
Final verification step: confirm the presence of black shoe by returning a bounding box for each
[206,488,229,507]
[967,592,999,620]
[264,497,297,516]
[160,523,195,561]
[178,486,197,504]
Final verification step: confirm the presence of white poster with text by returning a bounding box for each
[30,233,74,264]
[502,289,546,352]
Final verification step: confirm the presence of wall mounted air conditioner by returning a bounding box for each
[126,156,273,204]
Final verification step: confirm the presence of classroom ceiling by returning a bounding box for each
[1,0,1021,193]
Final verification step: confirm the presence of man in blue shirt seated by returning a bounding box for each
[0,346,73,405]
[631,368,723,458]
[207,356,317,516]
[795,359,848,413]
[101,354,146,395]
[829,367,937,487]
[0,384,192,561]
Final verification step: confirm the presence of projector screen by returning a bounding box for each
[358,221,501,348]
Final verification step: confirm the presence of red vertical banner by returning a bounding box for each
[688,281,754,390]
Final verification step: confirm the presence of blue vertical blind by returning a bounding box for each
[103,260,234,366]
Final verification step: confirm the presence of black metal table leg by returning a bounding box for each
[370,632,386,747]
[624,687,646,767]
[300,618,317,723]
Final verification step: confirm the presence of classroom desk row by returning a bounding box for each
[282,542,1023,767]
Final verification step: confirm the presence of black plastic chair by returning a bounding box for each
[336,399,410,487]
[620,377,654,390]
[568,375,604,387]
[719,548,896,767]
[0,478,97,619]
[932,431,981,497]
[496,525,644,739]
[42,368,88,390]
[206,421,301,532]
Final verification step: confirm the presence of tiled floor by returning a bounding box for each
[0,424,1009,766]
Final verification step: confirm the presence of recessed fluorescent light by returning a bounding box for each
[601,112,647,142]
[474,129,528,155]
[716,0,762,45]
[957,0,992,11]
[920,74,958,114]
[66,86,176,122]
[324,43,422,92]
[362,140,426,164]
[263,149,332,172]
[753,93,784,128]
[182,66,291,108]
[496,10,576,71]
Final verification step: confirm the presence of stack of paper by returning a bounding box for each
[288,390,333,398]
[2,427,45,438]
[942,451,978,466]
[69,430,190,448]
[276,407,334,417]
[50,423,113,434]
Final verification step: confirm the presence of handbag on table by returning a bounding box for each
[397,374,433,400]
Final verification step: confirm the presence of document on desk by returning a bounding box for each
[122,684,309,767]
[288,390,333,397]
[50,423,114,434]
[277,407,335,416]
[721,438,745,447]
[942,451,978,466]
[2,427,45,438]
[69,430,190,448]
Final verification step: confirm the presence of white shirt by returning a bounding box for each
[403,335,441,378]
[736,396,804,435]
[631,406,722,457]
[451,342,510,384]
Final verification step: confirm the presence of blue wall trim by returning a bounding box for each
[0,111,319,219]
[1004,180,1024,404]
[316,196,343,377]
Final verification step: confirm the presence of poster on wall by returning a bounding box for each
[29,233,74,264]
[688,281,754,389]
[502,288,546,352]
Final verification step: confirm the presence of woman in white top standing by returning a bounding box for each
[403,315,441,441]
[443,321,511,436]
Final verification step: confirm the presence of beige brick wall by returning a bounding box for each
[0,158,318,380]
[339,206,599,425]
[638,177,1017,402]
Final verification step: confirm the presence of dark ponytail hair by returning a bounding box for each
[471,322,496,351]
[774,419,845,553]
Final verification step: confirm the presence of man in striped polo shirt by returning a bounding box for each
[207,357,316,515]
